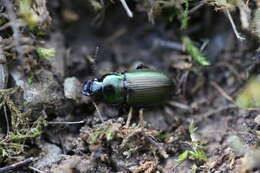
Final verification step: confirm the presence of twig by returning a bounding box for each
[189,0,210,15]
[154,39,185,51]
[247,107,260,111]
[120,128,142,148]
[216,62,241,80]
[48,120,85,125]
[3,106,9,135]
[0,88,19,95]
[0,13,9,19]
[210,81,236,104]
[119,0,133,18]
[28,166,45,173]
[144,134,169,159]
[197,105,237,121]
[224,9,245,41]
[0,22,11,31]
[173,160,185,172]
[168,101,193,112]
[177,0,209,20]
[0,157,35,173]
[245,0,250,6]
[200,39,210,51]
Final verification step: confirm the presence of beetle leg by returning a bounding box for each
[136,64,150,69]
[92,100,104,122]
[125,107,133,128]
[138,108,145,128]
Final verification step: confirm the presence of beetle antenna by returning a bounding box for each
[86,46,100,75]
[91,99,104,123]
[94,46,100,60]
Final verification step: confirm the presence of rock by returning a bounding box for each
[10,68,68,117]
[254,114,260,124]
[64,77,90,104]
[23,70,63,106]
[50,156,96,173]
[64,77,81,100]
[33,142,62,169]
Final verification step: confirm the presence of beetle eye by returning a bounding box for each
[103,84,116,96]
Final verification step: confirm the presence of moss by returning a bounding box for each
[176,121,207,164]
[181,0,189,29]
[0,88,47,163]
[36,47,56,60]
[18,0,40,29]
[237,76,260,109]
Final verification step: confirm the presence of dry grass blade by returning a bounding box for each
[119,0,133,18]
[210,81,236,104]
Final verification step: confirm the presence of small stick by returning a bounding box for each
[210,81,236,104]
[200,39,210,51]
[120,128,142,148]
[169,101,193,112]
[189,0,210,15]
[0,87,19,94]
[119,0,133,18]
[3,106,10,135]
[125,107,133,128]
[144,134,169,159]
[197,105,237,121]
[48,120,85,125]
[28,166,45,173]
[0,157,34,173]
[155,39,184,52]
[224,9,245,41]
[0,23,11,31]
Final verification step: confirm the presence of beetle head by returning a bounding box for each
[82,80,92,96]
[82,79,102,97]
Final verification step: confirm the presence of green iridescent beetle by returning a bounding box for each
[82,67,174,107]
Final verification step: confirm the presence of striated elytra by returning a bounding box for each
[82,68,174,107]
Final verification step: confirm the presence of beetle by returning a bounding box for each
[82,67,174,107]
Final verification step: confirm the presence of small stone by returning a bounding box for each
[64,77,81,100]
[50,156,96,173]
[33,142,62,169]
[254,114,260,124]
[123,151,131,158]
[10,68,68,118]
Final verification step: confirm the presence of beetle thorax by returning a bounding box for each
[101,75,125,104]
